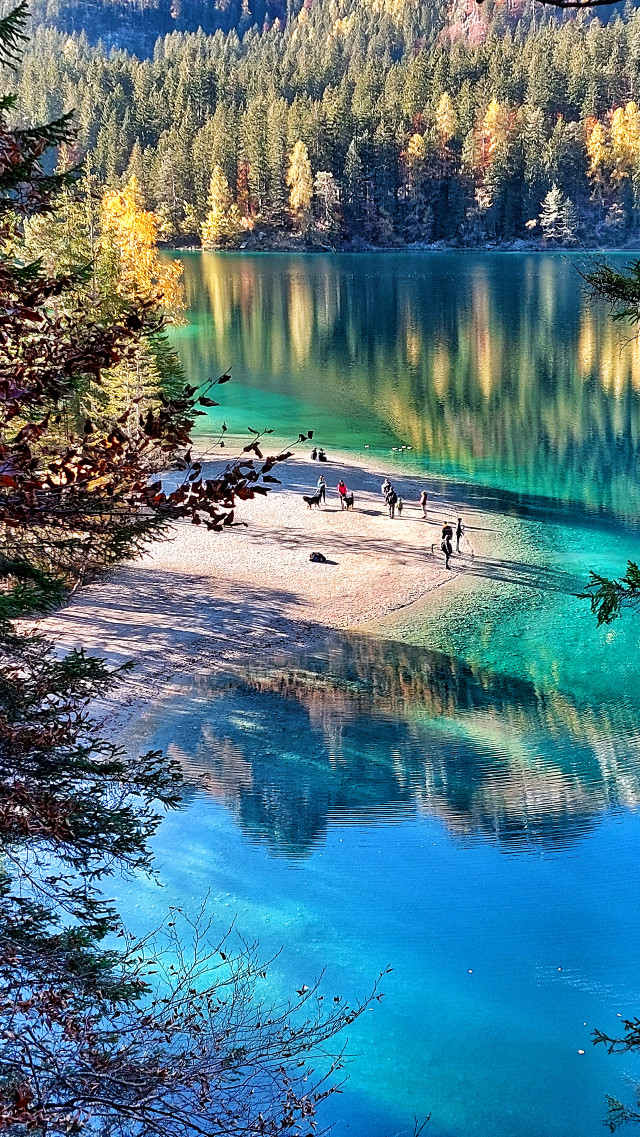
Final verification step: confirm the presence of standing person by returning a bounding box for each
[381,477,391,498]
[456,517,464,553]
[386,486,398,519]
[317,475,326,503]
[337,479,348,509]
[441,522,453,569]
[397,497,404,517]
[419,490,428,519]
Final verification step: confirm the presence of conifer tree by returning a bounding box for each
[124,139,148,200]
[344,138,364,229]
[539,183,565,242]
[539,183,577,244]
[435,91,457,149]
[314,169,340,228]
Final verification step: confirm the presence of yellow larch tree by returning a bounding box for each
[101,175,185,317]
[435,92,458,149]
[586,120,609,178]
[482,98,510,161]
[287,140,314,227]
[201,165,242,248]
[611,102,640,181]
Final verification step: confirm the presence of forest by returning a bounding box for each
[9,0,640,248]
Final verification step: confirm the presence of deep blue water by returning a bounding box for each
[116,252,640,1137]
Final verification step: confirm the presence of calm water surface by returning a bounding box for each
[118,253,640,1137]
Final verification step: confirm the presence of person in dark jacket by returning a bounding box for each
[386,486,398,519]
[441,522,454,568]
[456,517,464,553]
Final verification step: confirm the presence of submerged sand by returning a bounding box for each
[38,452,491,736]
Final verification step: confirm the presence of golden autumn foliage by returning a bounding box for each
[407,132,426,162]
[201,165,242,248]
[330,14,353,35]
[435,92,458,147]
[483,99,510,155]
[586,119,608,179]
[287,140,314,224]
[101,175,185,316]
[610,102,640,180]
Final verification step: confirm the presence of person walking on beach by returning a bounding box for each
[441,522,453,569]
[456,517,464,553]
[397,497,404,517]
[337,479,348,509]
[381,477,391,498]
[419,490,428,519]
[386,486,398,519]
[316,475,326,503]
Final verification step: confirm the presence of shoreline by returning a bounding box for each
[166,241,640,256]
[37,450,496,741]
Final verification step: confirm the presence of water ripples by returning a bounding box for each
[153,631,640,860]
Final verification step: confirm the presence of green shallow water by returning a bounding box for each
[116,252,640,1136]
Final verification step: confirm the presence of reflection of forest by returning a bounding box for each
[173,253,640,517]
[165,632,640,858]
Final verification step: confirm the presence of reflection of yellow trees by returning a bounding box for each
[471,278,500,398]
[632,337,640,391]
[202,253,235,337]
[315,270,339,337]
[404,326,422,369]
[288,273,314,363]
[577,311,595,376]
[172,253,640,516]
[431,342,450,397]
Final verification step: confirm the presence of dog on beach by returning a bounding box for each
[344,492,355,510]
[303,491,323,509]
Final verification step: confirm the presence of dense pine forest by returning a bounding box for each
[12,0,640,247]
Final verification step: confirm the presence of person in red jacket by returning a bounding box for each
[337,479,348,509]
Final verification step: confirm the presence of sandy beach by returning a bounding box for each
[38,451,492,736]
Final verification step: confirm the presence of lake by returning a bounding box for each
[117,252,640,1137]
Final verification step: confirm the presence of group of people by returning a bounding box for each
[315,475,351,509]
[381,477,466,568]
[311,466,466,569]
[380,478,403,519]
[440,518,465,569]
[310,447,327,462]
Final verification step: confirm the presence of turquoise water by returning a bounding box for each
[118,253,640,1136]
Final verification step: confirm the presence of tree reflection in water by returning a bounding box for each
[157,631,640,858]
[174,252,640,519]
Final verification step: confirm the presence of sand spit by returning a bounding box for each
[38,453,488,738]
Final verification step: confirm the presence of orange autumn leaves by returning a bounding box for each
[101,175,185,317]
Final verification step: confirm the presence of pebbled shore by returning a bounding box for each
[37,451,488,738]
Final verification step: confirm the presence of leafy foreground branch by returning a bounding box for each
[577,258,640,628]
[579,563,640,626]
[593,1019,640,1132]
[582,259,640,327]
[0,6,371,1135]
